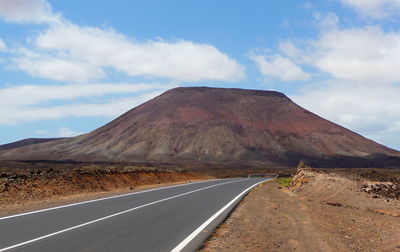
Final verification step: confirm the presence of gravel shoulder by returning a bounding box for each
[202,169,400,252]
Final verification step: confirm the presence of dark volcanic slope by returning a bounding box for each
[1,87,399,167]
[0,138,63,151]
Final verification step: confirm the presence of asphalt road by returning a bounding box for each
[0,178,270,252]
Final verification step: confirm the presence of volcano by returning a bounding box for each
[1,87,399,167]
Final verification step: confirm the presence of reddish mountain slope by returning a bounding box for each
[1,87,399,167]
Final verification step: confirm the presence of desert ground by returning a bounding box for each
[202,168,400,252]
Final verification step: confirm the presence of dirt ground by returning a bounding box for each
[202,169,400,252]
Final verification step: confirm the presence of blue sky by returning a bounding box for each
[0,0,400,150]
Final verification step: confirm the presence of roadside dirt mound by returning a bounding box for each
[291,169,400,251]
[292,168,400,203]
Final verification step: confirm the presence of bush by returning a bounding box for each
[297,160,306,169]
[275,177,292,187]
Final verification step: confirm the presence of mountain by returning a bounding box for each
[1,87,399,167]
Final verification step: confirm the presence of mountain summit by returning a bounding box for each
[1,87,399,167]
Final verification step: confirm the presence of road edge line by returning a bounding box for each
[171,178,271,252]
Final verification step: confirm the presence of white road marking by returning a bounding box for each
[0,179,220,221]
[171,178,271,252]
[0,179,244,252]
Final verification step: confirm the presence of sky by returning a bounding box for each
[0,0,400,150]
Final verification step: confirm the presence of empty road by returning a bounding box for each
[0,178,270,252]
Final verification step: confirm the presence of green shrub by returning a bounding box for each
[275,177,292,187]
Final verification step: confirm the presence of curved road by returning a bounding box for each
[0,178,270,252]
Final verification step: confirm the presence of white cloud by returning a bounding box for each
[0,39,6,51]
[1,1,244,83]
[57,127,81,137]
[36,23,244,81]
[0,82,167,107]
[14,54,105,82]
[0,91,163,125]
[313,12,339,29]
[340,0,400,18]
[0,83,169,125]
[19,22,244,82]
[249,54,310,81]
[308,26,400,83]
[36,127,82,137]
[299,2,315,10]
[278,41,302,59]
[0,0,60,23]
[35,129,49,135]
[292,81,400,149]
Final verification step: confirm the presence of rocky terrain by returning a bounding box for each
[202,168,400,252]
[1,87,399,168]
